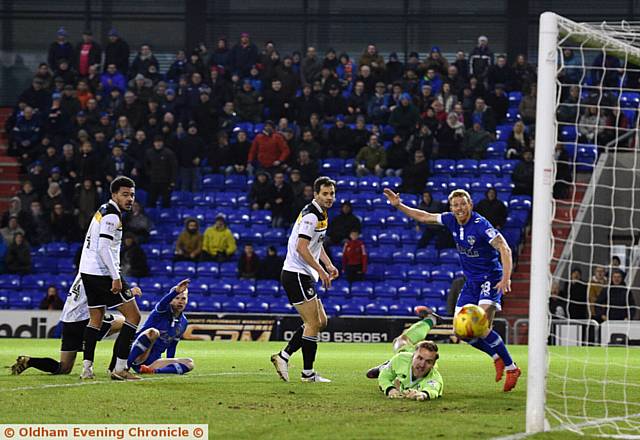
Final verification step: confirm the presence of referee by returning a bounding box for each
[271,176,338,383]
[79,176,141,381]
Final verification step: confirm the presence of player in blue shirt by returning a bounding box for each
[384,188,521,392]
[127,279,194,375]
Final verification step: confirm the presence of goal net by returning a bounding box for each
[528,12,640,437]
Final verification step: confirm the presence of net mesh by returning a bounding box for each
[546,16,640,438]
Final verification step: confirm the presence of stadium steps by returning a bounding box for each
[503,171,591,342]
[0,107,21,212]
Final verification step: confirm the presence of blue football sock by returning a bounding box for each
[482,330,514,367]
[127,334,152,368]
[155,363,190,375]
[468,337,498,358]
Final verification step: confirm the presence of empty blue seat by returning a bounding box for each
[232,280,256,296]
[224,175,247,190]
[362,213,385,228]
[397,283,422,299]
[45,242,69,256]
[380,176,401,190]
[456,159,478,175]
[505,107,520,122]
[0,275,20,289]
[336,176,358,192]
[188,281,209,295]
[149,261,173,275]
[244,299,270,313]
[439,249,460,264]
[507,91,522,105]
[620,91,640,108]
[448,177,472,191]
[256,280,279,297]
[501,160,520,174]
[20,275,46,289]
[431,268,454,282]
[373,284,398,299]
[385,214,409,228]
[9,294,33,310]
[406,266,432,282]
[350,282,374,297]
[392,250,414,264]
[559,125,578,142]
[219,263,238,278]
[377,232,400,246]
[509,195,533,210]
[365,302,390,316]
[478,160,502,175]
[173,261,196,277]
[251,210,272,225]
[321,158,345,175]
[415,247,438,263]
[357,176,380,192]
[269,298,296,314]
[221,297,248,313]
[485,141,507,158]
[197,262,219,278]
[338,299,366,316]
[208,279,233,295]
[383,264,407,281]
[432,159,455,174]
[422,286,447,300]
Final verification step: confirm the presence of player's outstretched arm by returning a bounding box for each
[377,361,402,398]
[383,188,440,224]
[156,278,190,312]
[490,235,512,295]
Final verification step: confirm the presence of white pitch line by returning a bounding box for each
[0,371,271,393]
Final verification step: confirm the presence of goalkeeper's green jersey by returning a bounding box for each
[378,352,444,399]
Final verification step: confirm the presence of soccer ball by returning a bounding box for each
[453,304,489,339]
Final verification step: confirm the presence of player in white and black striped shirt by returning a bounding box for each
[79,176,141,381]
[271,177,339,383]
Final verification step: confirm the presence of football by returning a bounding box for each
[453,304,490,339]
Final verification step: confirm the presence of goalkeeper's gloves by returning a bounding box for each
[387,388,403,399]
[403,389,429,401]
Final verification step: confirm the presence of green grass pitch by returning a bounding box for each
[0,340,636,439]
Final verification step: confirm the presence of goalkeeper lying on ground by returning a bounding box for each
[367,306,443,400]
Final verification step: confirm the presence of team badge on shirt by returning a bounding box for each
[467,236,476,245]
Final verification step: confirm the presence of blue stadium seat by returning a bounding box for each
[202,174,225,190]
[45,242,69,257]
[321,158,345,175]
[507,91,522,105]
[377,232,400,246]
[415,247,438,264]
[224,175,248,190]
[32,257,58,272]
[559,125,578,142]
[232,280,256,296]
[365,302,390,316]
[432,159,455,174]
[149,261,173,275]
[392,250,414,264]
[620,91,640,108]
[383,264,407,281]
[251,210,272,225]
[208,279,233,295]
[234,122,254,133]
[500,160,520,175]
[0,274,20,290]
[138,279,162,295]
[422,286,447,300]
[338,299,366,316]
[400,230,421,246]
[485,141,507,158]
[363,213,386,229]
[439,249,460,265]
[406,266,432,282]
[221,297,249,313]
[227,212,250,226]
[380,176,401,190]
[173,261,196,277]
[373,283,398,299]
[385,214,409,228]
[350,282,374,298]
[244,299,270,313]
[397,283,422,300]
[448,177,472,191]
[370,196,393,211]
[219,263,238,278]
[576,144,598,171]
[509,195,533,210]
[336,176,358,192]
[0,292,9,309]
[431,268,454,282]
[269,298,296,314]
[357,176,380,192]
[505,107,520,122]
[506,210,529,227]
[9,294,33,310]
[455,159,478,175]
[478,160,502,176]
[188,281,209,295]
[256,280,280,297]
[20,275,46,290]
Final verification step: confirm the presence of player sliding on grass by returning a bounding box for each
[383,187,521,392]
[271,176,338,383]
[378,340,444,401]
[10,274,140,376]
[127,278,194,375]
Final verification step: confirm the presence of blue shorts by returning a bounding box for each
[455,278,503,312]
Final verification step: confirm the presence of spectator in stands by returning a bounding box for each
[293,84,322,126]
[578,105,604,144]
[399,148,429,195]
[270,172,294,228]
[209,37,230,70]
[42,180,67,213]
[105,145,135,185]
[104,28,130,73]
[519,83,537,127]
[301,46,323,86]
[435,82,456,114]
[389,93,420,138]
[565,268,589,319]
[249,170,274,210]
[259,245,284,280]
[356,134,387,177]
[5,232,31,275]
[346,80,368,121]
[144,135,178,208]
[48,27,74,70]
[294,128,322,160]
[238,243,261,279]
[174,218,203,262]
[39,285,64,310]
[556,85,580,123]
[462,122,492,160]
[129,44,159,79]
[385,52,403,84]
[327,115,355,158]
[506,121,531,159]
[512,149,534,196]
[124,201,152,243]
[24,201,50,247]
[234,80,263,123]
[248,120,290,173]
[55,58,79,87]
[469,35,493,84]
[293,147,319,183]
[10,106,41,158]
[436,112,465,159]
[227,32,258,77]
[17,181,38,215]
[588,265,608,317]
[121,233,149,278]
[1,216,25,246]
[49,203,76,242]
[322,84,348,123]
[288,169,305,201]
[596,270,635,322]
[100,64,127,95]
[175,122,204,192]
[611,256,626,279]
[328,201,361,246]
[72,178,99,232]
[358,44,385,78]
[227,129,251,176]
[1,197,29,229]
[292,184,314,218]
[549,280,567,318]
[202,214,237,262]
[475,188,507,229]
[74,30,101,77]
[263,79,292,121]
[466,97,496,132]
[342,230,368,283]
[486,84,509,124]
[488,55,514,91]
[367,82,391,124]
[19,77,50,113]
[385,134,409,177]
[423,46,449,76]
[512,54,537,92]
[34,62,54,91]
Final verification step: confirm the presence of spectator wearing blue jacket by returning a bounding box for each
[367,82,392,124]
[11,107,41,157]
[420,68,443,95]
[100,64,127,94]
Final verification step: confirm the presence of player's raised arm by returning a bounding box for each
[490,234,512,295]
[156,278,191,312]
[383,188,440,224]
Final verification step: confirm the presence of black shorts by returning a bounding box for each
[281,270,317,305]
[60,315,115,352]
[80,273,133,309]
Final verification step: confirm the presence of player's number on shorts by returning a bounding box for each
[480,281,491,297]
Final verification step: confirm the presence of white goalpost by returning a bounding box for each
[528,11,640,437]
